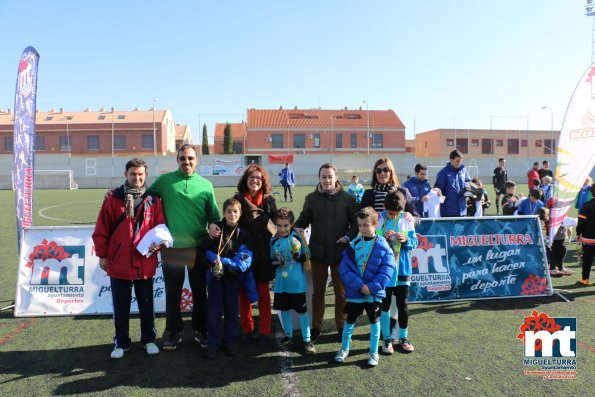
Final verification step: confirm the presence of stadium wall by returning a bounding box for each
[0,153,593,189]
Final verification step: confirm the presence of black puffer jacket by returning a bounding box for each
[234,193,277,282]
[294,183,359,264]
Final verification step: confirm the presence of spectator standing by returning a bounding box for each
[538,160,554,181]
[92,158,167,359]
[347,175,364,204]
[294,163,359,343]
[402,163,432,218]
[527,162,540,190]
[152,144,221,351]
[492,158,508,215]
[434,149,472,217]
[279,162,296,202]
[577,184,595,285]
[209,164,277,345]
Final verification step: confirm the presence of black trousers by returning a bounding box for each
[582,244,595,280]
[163,263,208,335]
[111,277,156,348]
[283,184,293,200]
[381,285,410,330]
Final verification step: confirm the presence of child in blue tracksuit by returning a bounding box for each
[347,175,364,204]
[335,207,395,367]
[203,197,252,359]
[377,191,418,354]
[270,207,315,354]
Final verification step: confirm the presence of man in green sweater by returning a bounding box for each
[151,144,220,350]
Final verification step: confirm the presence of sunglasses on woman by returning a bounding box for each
[375,167,390,174]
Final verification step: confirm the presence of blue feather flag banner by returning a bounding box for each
[13,47,40,253]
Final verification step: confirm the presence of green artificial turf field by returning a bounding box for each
[0,186,592,396]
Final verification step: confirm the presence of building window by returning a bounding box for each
[233,142,243,154]
[446,139,454,147]
[313,134,320,148]
[456,138,468,154]
[336,134,342,149]
[97,115,106,120]
[373,134,383,148]
[350,133,357,148]
[87,135,100,150]
[424,141,427,149]
[535,140,542,147]
[272,134,283,148]
[44,116,53,121]
[59,136,71,151]
[294,134,305,148]
[471,139,479,147]
[482,138,493,154]
[117,115,126,120]
[507,139,519,155]
[114,135,126,150]
[521,139,528,148]
[142,134,154,150]
[35,136,45,151]
[496,139,504,147]
[4,136,13,152]
[544,139,555,155]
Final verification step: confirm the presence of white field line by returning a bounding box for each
[275,327,301,397]
[38,201,97,224]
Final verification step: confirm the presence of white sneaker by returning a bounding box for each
[110,347,126,359]
[334,349,349,363]
[367,352,379,366]
[144,342,160,355]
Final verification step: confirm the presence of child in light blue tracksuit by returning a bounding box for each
[270,207,315,354]
[335,207,395,367]
[377,191,418,354]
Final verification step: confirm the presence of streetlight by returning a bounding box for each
[363,100,370,155]
[541,106,554,156]
[153,98,158,175]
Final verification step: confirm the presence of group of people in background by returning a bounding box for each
[92,144,594,366]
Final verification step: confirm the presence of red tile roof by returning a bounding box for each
[214,122,247,139]
[247,109,405,129]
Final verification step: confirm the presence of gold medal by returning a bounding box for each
[282,271,289,278]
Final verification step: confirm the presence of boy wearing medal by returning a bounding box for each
[270,208,315,354]
[335,207,395,367]
[377,191,418,354]
[203,197,252,359]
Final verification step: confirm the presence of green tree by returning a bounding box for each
[202,124,209,155]
[223,122,233,154]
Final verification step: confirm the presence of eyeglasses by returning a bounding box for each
[375,167,391,174]
[178,156,196,161]
[248,175,263,180]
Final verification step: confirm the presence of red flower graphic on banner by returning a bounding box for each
[26,239,71,268]
[517,310,561,352]
[520,274,547,296]
[412,234,434,269]
[180,288,193,312]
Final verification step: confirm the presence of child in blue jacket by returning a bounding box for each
[203,197,252,359]
[334,207,395,367]
[377,191,418,354]
[270,207,315,354]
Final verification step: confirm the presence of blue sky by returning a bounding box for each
[0,1,592,142]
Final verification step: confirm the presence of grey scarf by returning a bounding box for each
[123,182,146,218]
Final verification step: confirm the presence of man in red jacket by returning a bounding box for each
[93,158,167,359]
[527,162,540,190]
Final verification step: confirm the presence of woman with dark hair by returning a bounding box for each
[360,158,420,223]
[209,164,277,345]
